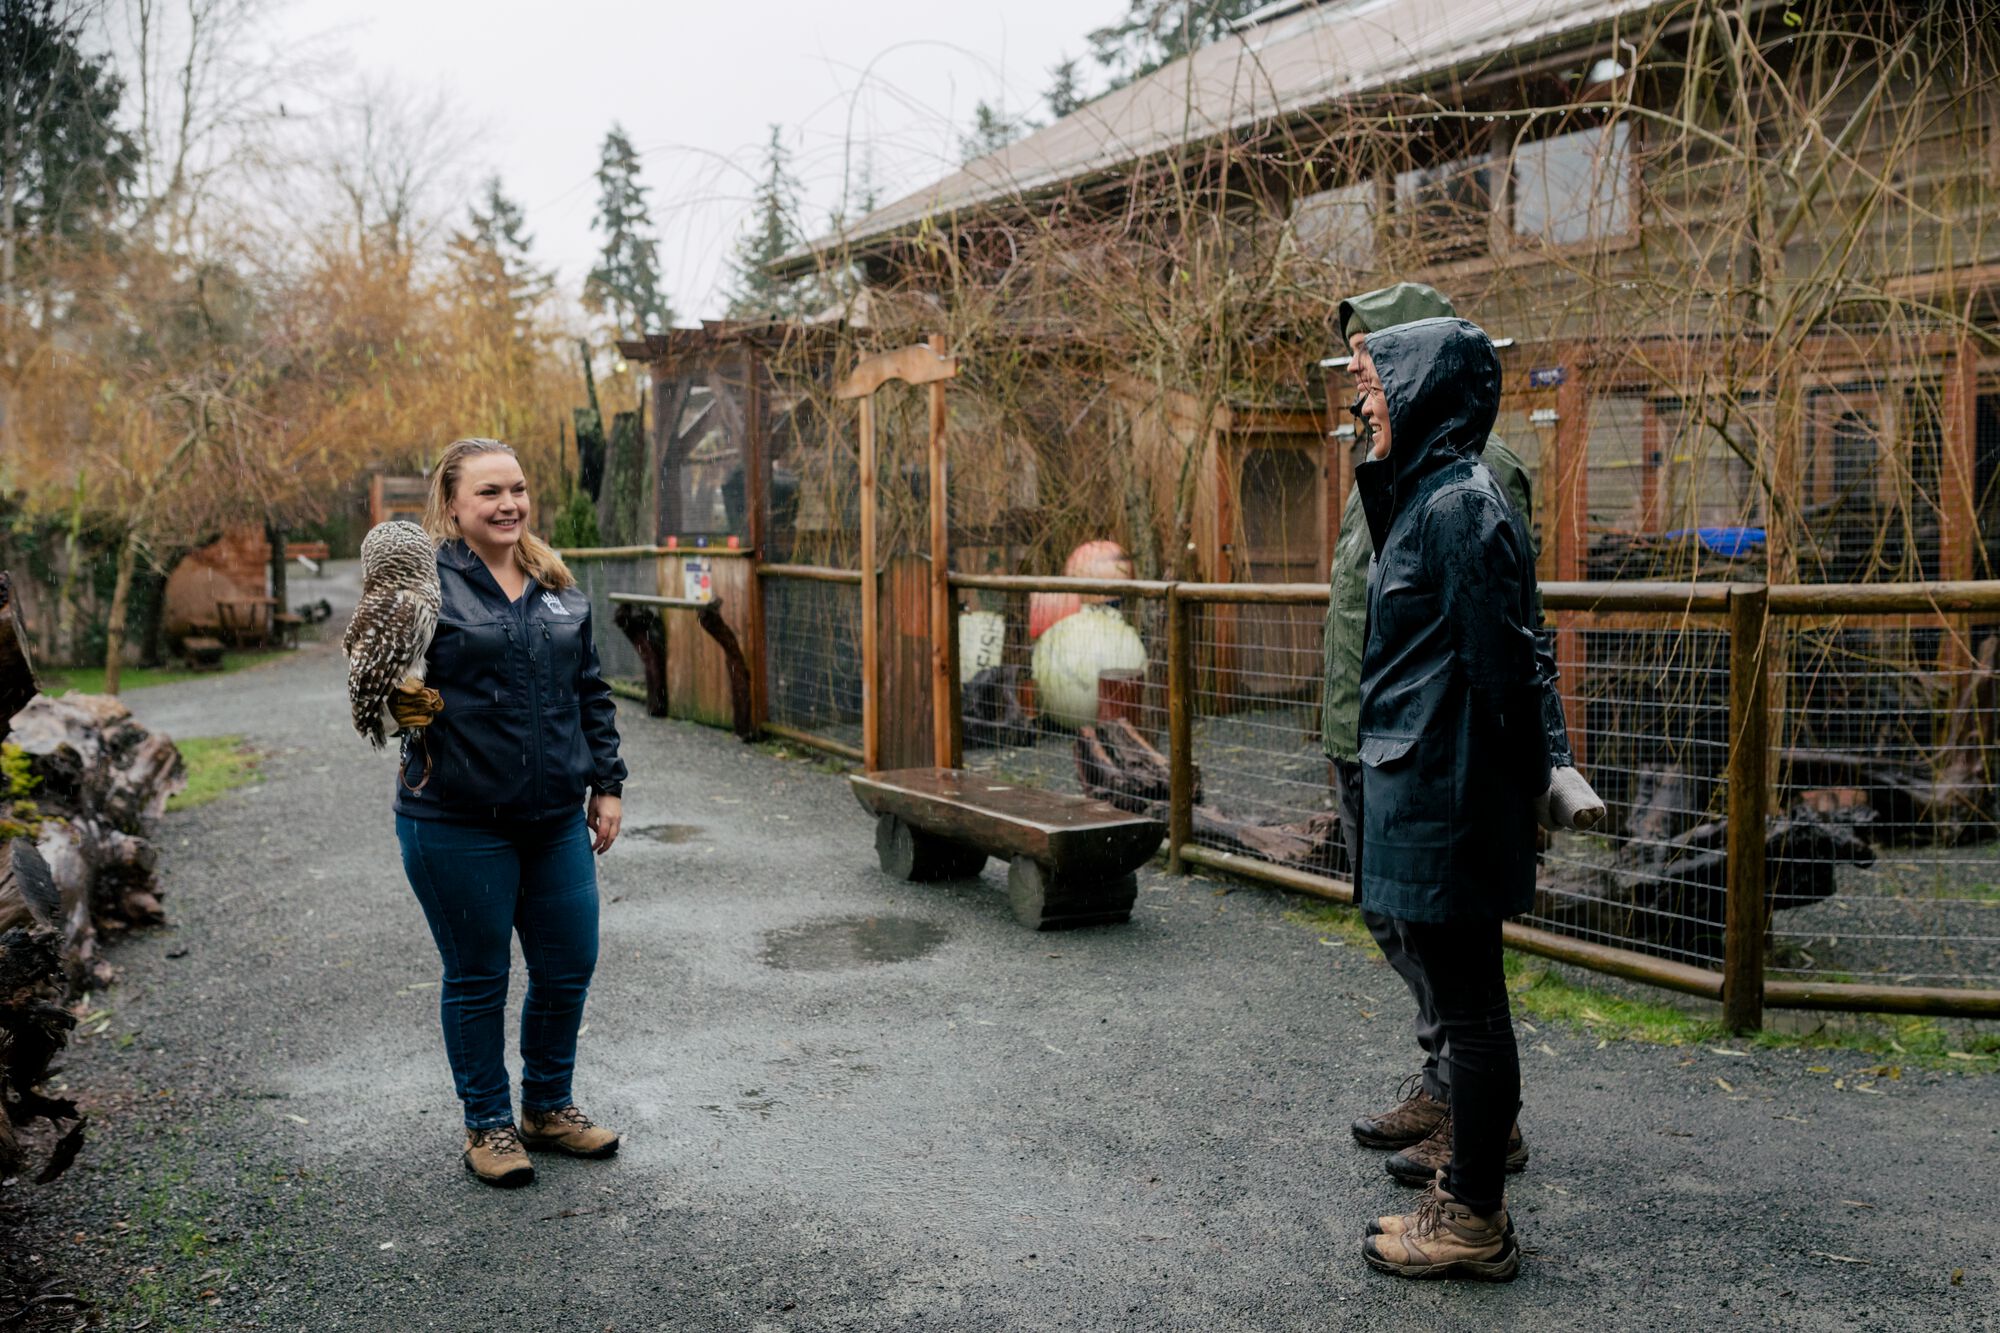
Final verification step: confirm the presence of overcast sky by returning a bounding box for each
[274,0,1110,321]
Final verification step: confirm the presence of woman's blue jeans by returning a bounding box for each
[397,812,599,1129]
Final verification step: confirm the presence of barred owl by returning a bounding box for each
[344,521,442,748]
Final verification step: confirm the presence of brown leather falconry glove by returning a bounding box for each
[389,677,444,732]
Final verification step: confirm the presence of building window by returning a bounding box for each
[1289,180,1375,268]
[1395,149,1496,262]
[1512,123,1633,246]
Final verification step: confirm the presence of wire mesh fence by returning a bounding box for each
[1182,598,1347,877]
[1766,616,2000,991]
[916,577,2000,1008]
[565,553,660,689]
[761,570,865,756]
[951,580,1172,798]
[1526,620,1736,972]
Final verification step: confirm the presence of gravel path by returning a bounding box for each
[16,574,1999,1330]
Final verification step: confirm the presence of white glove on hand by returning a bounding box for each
[1538,765,1606,833]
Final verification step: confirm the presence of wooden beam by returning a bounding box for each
[1722,584,1771,1033]
[1167,590,1193,874]
[836,344,959,400]
[927,334,955,768]
[743,349,769,729]
[1171,845,1728,1001]
[1940,342,1980,665]
[1552,352,1589,768]
[859,393,880,772]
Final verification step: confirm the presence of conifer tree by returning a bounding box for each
[449,176,552,343]
[958,100,1033,164]
[725,124,809,319]
[0,0,139,340]
[1045,57,1085,118]
[583,124,670,336]
[1087,0,1264,89]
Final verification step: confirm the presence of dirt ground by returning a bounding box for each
[5,574,1997,1330]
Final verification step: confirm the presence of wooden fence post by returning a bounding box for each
[1723,582,1771,1033]
[1167,588,1193,874]
[858,394,879,772]
[927,333,956,768]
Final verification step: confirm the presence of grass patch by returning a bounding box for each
[167,736,261,812]
[37,648,293,697]
[1287,900,1999,1070]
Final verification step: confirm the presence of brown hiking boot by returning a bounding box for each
[1385,1114,1528,1185]
[1362,1179,1519,1281]
[520,1104,621,1159]
[1370,1171,1513,1240]
[1351,1073,1447,1150]
[463,1125,535,1188]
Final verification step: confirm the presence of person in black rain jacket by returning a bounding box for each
[391,437,628,1188]
[1351,319,1545,1282]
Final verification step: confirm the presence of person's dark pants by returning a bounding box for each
[1397,918,1519,1215]
[396,812,600,1129]
[1332,758,1447,1100]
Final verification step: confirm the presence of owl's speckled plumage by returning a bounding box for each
[344,521,442,748]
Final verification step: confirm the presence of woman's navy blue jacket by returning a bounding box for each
[394,540,627,824]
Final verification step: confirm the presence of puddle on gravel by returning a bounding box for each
[758,915,950,971]
[631,823,704,844]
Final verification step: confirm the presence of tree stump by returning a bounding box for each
[1006,856,1137,930]
[875,814,987,882]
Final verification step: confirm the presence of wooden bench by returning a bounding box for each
[850,767,1165,929]
[271,612,307,647]
[180,636,226,670]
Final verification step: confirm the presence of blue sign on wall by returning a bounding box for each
[1528,366,1567,388]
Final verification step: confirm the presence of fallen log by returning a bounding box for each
[1533,801,1875,962]
[7,693,185,987]
[1779,746,1988,846]
[0,838,83,1183]
[962,665,1036,751]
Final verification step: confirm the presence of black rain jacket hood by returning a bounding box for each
[1351,317,1549,922]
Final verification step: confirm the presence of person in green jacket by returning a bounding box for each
[1322,283,1574,1188]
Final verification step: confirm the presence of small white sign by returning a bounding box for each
[683,557,713,601]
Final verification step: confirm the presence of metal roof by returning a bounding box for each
[783,0,1665,271]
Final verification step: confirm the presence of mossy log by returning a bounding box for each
[7,693,186,988]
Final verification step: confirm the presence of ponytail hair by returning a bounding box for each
[422,437,576,592]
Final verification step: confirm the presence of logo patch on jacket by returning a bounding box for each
[541,591,568,616]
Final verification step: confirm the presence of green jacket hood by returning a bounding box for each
[1337,282,1457,344]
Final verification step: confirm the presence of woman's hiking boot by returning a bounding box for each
[1362,1179,1518,1282]
[1385,1113,1528,1185]
[520,1104,621,1159]
[1350,1073,1447,1150]
[463,1125,535,1187]
[1370,1171,1513,1239]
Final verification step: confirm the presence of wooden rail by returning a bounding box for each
[948,572,1175,597]
[609,592,718,612]
[1175,846,1726,999]
[560,544,756,560]
[757,564,865,584]
[763,722,864,764]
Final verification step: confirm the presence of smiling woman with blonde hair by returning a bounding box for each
[390,436,628,1187]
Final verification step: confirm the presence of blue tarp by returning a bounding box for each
[1663,526,1767,558]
